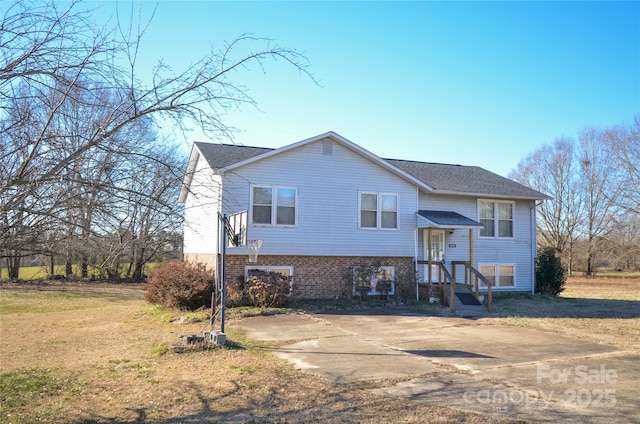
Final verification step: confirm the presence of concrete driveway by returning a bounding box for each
[235,307,639,424]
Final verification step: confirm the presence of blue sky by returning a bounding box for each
[106,1,638,176]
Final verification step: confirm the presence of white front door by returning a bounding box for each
[423,230,445,282]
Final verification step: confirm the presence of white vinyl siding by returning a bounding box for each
[183,154,222,255]
[222,140,417,257]
[419,194,536,292]
[359,192,398,230]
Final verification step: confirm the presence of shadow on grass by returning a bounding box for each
[234,293,640,321]
[69,379,497,424]
[490,293,640,319]
[0,280,143,302]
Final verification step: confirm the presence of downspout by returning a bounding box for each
[414,227,419,301]
[415,186,419,301]
[530,201,542,294]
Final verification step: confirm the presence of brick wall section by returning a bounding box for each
[225,255,413,300]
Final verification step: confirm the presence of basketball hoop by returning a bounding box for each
[247,240,263,263]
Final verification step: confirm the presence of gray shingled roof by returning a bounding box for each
[194,142,271,169]
[193,142,548,199]
[417,210,483,227]
[386,159,548,199]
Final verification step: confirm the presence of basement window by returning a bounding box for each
[245,266,294,295]
[478,264,515,288]
[352,265,395,296]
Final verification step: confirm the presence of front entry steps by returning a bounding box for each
[450,283,490,318]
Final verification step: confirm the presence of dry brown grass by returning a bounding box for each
[1,277,637,423]
[491,276,640,351]
[0,282,513,423]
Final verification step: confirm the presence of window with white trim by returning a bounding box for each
[251,185,297,226]
[245,266,294,295]
[479,200,514,238]
[359,192,398,229]
[479,264,515,287]
[352,265,395,296]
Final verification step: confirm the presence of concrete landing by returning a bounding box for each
[450,283,490,318]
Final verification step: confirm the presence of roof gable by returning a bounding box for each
[194,132,434,191]
[182,132,549,201]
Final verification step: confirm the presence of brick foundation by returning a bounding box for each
[224,255,413,300]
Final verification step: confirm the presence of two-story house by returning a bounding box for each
[178,132,549,300]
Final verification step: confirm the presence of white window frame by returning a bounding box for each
[250,185,298,227]
[478,263,515,288]
[478,199,514,239]
[352,265,396,296]
[245,265,294,295]
[358,191,398,230]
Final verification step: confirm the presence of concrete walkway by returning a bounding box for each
[235,308,639,424]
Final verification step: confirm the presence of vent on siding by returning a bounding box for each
[322,139,333,156]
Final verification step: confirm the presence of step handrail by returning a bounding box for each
[436,262,456,313]
[415,260,456,312]
[451,261,493,312]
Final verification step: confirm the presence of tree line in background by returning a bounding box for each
[511,116,639,275]
[0,0,311,280]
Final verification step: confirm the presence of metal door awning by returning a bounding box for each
[416,210,483,229]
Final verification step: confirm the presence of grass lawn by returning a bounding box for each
[0,263,159,281]
[0,277,638,423]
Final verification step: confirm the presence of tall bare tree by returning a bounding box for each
[510,137,583,273]
[1,0,312,278]
[579,127,623,275]
[2,0,311,212]
[512,118,638,274]
[606,115,640,215]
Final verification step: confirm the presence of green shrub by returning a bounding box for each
[535,247,567,296]
[245,270,292,307]
[143,261,214,310]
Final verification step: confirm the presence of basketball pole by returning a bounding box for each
[219,214,227,335]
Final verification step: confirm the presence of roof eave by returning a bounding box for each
[433,189,552,201]
[178,147,201,204]
[416,217,483,230]
[221,132,337,172]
